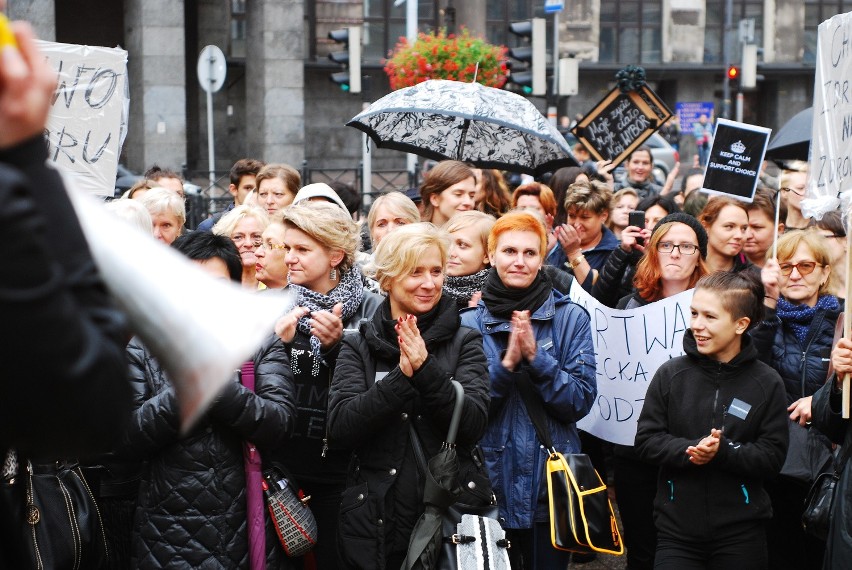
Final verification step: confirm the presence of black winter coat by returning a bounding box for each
[635,332,788,540]
[751,301,841,403]
[328,297,491,570]
[593,246,642,308]
[125,335,296,569]
[810,379,852,569]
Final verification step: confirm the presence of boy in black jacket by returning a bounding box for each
[635,272,788,569]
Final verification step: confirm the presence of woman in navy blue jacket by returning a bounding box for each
[460,211,597,568]
[753,229,840,570]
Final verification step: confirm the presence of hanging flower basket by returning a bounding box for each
[384,28,508,91]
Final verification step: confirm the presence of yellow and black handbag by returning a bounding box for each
[517,377,624,556]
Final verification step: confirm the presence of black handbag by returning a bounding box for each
[516,376,624,556]
[781,367,834,483]
[0,449,109,569]
[802,443,851,540]
[405,380,510,570]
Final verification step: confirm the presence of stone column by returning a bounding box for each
[7,0,55,41]
[245,0,305,164]
[451,0,486,39]
[123,0,187,172]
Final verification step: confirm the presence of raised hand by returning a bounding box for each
[397,314,428,377]
[275,306,311,343]
[311,302,344,350]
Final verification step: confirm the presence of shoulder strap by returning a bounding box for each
[836,440,852,476]
[516,375,554,452]
[409,380,465,476]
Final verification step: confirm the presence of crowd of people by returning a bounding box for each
[2,13,851,570]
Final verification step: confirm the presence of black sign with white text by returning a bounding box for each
[702,118,771,203]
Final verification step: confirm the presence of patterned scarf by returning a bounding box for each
[776,295,840,346]
[288,265,364,375]
[442,268,490,306]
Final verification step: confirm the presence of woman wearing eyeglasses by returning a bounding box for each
[754,230,841,570]
[212,205,270,289]
[255,215,289,289]
[614,213,710,570]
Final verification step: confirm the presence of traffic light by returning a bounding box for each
[727,64,740,90]
[506,18,545,96]
[328,26,361,93]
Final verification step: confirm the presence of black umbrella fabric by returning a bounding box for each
[348,79,577,176]
[766,106,812,161]
[403,380,465,570]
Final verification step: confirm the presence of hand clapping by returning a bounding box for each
[686,428,721,465]
[397,314,427,377]
[502,310,537,370]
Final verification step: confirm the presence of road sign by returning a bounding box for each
[197,45,226,93]
[544,0,564,13]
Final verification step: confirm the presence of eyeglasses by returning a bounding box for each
[778,261,822,276]
[656,242,698,255]
[258,242,287,251]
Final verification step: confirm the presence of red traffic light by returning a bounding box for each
[727,65,739,80]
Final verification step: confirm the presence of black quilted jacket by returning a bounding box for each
[124,335,297,569]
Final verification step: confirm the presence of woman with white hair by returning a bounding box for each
[212,205,270,289]
[139,187,185,245]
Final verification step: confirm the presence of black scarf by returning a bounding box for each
[442,268,490,306]
[480,267,552,318]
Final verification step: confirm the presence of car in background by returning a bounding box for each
[566,131,679,186]
[115,163,144,197]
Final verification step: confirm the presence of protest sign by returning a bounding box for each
[37,40,129,196]
[809,12,852,202]
[569,281,694,445]
[572,84,672,167]
[702,118,770,203]
[675,101,714,135]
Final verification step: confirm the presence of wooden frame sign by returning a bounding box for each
[571,85,673,166]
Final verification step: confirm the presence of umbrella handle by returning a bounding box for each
[446,380,464,445]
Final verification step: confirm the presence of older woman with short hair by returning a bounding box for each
[139,187,185,245]
[272,201,381,569]
[212,205,270,289]
[329,222,490,570]
[461,211,597,568]
[254,215,288,289]
[366,191,421,249]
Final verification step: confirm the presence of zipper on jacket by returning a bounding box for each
[710,374,721,432]
[667,480,675,501]
[740,484,749,504]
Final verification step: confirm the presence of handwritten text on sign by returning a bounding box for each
[572,85,672,168]
[37,40,129,196]
[569,282,694,446]
[810,12,852,199]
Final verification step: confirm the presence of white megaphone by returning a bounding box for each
[65,182,294,430]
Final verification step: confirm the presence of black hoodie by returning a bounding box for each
[635,330,788,539]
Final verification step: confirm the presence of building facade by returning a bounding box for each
[8,0,850,182]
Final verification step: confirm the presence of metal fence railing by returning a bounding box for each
[183,163,421,229]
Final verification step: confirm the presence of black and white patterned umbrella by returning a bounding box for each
[347,79,576,176]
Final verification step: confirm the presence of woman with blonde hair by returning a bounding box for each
[366,191,421,249]
[755,229,841,570]
[272,201,381,569]
[329,223,490,569]
[443,210,496,308]
[212,205,270,289]
[420,160,477,226]
[254,215,289,289]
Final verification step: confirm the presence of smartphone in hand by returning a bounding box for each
[628,210,646,245]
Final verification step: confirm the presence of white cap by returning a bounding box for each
[293,183,349,213]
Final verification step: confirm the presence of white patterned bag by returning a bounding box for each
[454,513,511,570]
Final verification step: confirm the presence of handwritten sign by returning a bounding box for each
[809,12,852,204]
[571,85,672,167]
[702,118,770,203]
[568,281,694,446]
[37,40,129,196]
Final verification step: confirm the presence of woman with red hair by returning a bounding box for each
[698,196,752,275]
[461,211,597,568]
[614,212,709,570]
